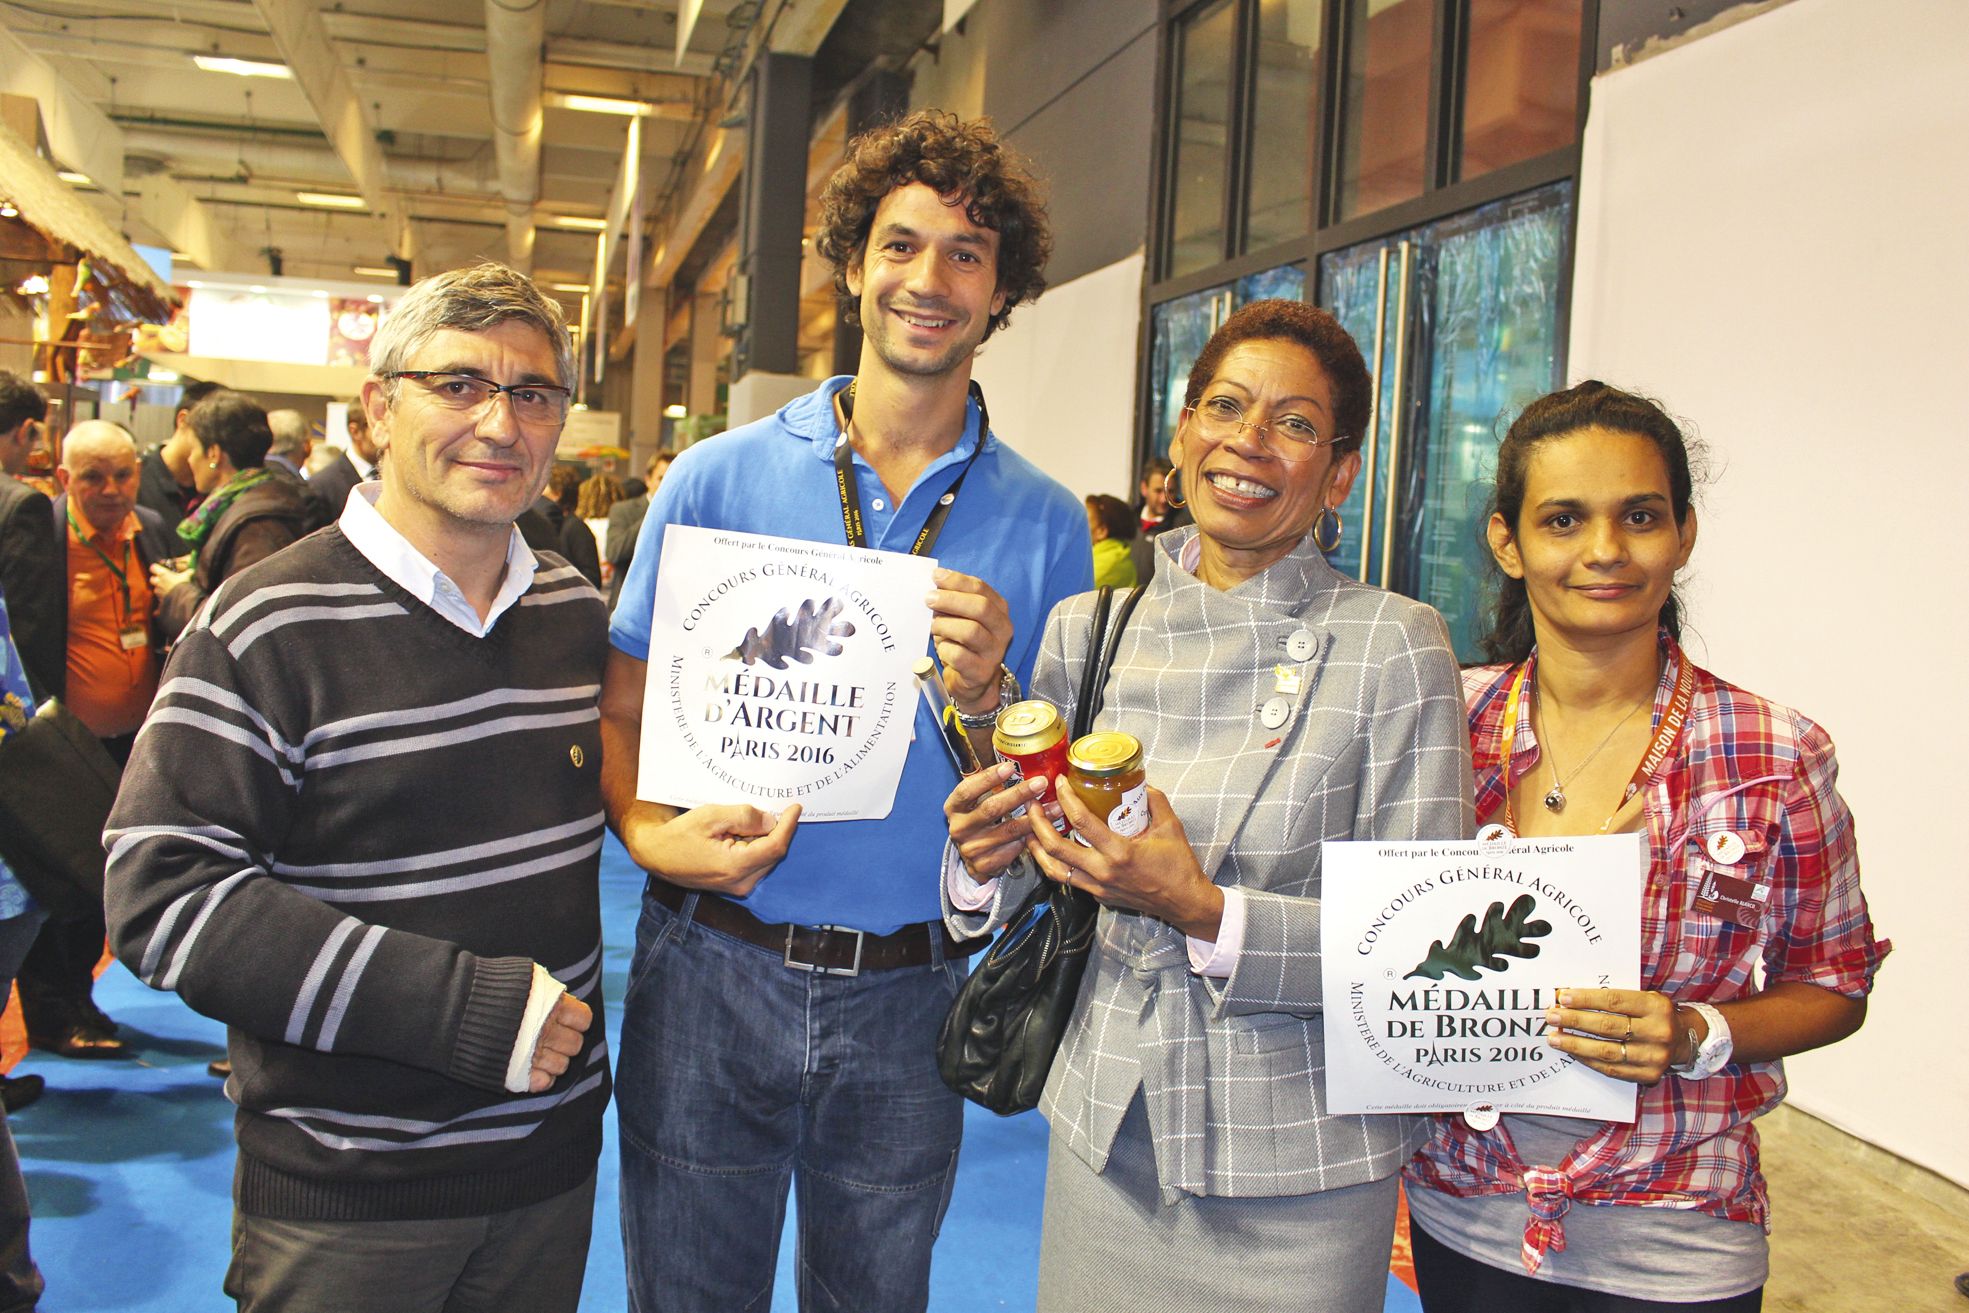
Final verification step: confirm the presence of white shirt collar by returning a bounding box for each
[338,482,536,637]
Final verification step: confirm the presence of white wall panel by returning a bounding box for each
[1568,0,1969,1184]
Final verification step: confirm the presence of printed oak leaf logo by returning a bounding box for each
[1404,894,1553,981]
[724,596,857,669]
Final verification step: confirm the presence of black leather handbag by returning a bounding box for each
[937,583,1146,1115]
[0,698,120,921]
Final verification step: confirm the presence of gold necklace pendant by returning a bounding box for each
[1543,785,1567,813]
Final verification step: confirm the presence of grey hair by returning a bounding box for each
[60,419,138,466]
[368,262,575,399]
[266,408,310,459]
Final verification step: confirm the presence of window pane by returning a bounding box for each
[1148,283,1232,459]
[1245,0,1325,251]
[1337,0,1432,222]
[1411,182,1572,659]
[1167,0,1238,278]
[1460,0,1582,178]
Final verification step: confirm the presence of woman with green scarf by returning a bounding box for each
[150,391,314,646]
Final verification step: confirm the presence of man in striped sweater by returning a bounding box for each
[104,263,609,1313]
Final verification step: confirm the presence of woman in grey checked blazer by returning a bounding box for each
[946,300,1474,1312]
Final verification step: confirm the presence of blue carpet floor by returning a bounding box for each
[11,837,1422,1311]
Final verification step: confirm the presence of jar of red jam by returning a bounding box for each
[992,700,1071,832]
[1066,731,1148,844]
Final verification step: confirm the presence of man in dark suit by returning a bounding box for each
[265,408,331,532]
[1129,455,1189,583]
[138,379,226,534]
[305,397,381,522]
[0,372,63,702]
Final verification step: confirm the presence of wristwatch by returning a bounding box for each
[954,665,1021,730]
[1672,1001,1733,1080]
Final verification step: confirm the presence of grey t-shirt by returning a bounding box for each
[1405,1113,1768,1301]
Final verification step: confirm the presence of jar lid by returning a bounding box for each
[1068,730,1142,777]
[995,700,1062,740]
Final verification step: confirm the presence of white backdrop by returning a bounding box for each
[971,251,1144,506]
[1567,0,1969,1184]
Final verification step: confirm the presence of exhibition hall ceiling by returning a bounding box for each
[2,0,818,298]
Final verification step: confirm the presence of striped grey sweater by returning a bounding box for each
[105,527,611,1221]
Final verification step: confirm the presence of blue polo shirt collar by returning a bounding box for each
[790,375,992,470]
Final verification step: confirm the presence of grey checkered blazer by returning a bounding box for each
[951,526,1473,1202]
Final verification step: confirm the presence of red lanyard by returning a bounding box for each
[1496,651,1694,835]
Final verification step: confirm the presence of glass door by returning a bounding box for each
[1317,180,1572,658]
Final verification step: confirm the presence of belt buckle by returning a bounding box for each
[783,924,864,977]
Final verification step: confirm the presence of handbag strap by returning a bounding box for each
[1070,587,1114,741]
[1071,584,1146,740]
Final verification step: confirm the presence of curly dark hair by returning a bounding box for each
[814,110,1051,341]
[1183,300,1372,456]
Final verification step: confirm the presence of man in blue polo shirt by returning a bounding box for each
[600,111,1091,1311]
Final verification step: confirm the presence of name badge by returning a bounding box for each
[1692,866,1767,928]
[119,625,149,652]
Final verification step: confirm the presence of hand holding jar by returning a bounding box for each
[1026,765,1225,944]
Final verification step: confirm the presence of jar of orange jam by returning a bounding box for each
[1066,731,1148,844]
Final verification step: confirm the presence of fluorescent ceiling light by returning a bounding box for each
[193,55,292,79]
[552,215,608,231]
[0,204,17,218]
[664,404,687,419]
[298,191,367,209]
[57,171,93,187]
[549,93,651,117]
[549,282,590,293]
[351,265,400,277]
[148,369,181,384]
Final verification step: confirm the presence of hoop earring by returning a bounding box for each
[1163,468,1186,510]
[1313,504,1343,554]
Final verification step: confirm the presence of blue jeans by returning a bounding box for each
[617,887,965,1313]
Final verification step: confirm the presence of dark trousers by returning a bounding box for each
[224,1173,595,1313]
[15,731,131,1039]
[0,910,49,1313]
[15,910,106,1039]
[1410,1215,1764,1313]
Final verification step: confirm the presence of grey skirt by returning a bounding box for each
[1038,1098,1399,1313]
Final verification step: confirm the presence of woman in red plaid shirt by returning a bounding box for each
[1403,382,1889,1311]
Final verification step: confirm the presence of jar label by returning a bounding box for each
[1107,783,1149,838]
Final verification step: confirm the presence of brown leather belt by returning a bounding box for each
[648,878,986,976]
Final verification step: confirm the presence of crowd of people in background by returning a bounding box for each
[0,335,671,1308]
[0,102,1885,1313]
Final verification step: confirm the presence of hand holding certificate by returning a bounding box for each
[637,526,937,822]
[1319,832,1645,1123]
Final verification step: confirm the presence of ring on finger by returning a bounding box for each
[1618,1041,1628,1064]
[1622,1017,1633,1042]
